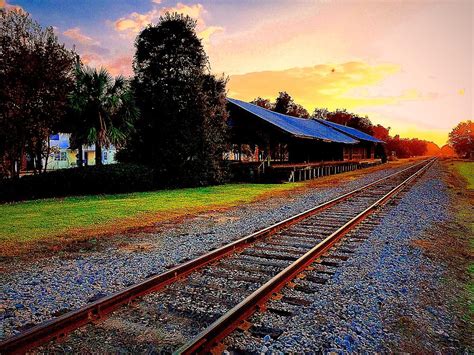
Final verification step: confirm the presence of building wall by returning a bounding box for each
[43,133,117,171]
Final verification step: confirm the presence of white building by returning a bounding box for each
[45,133,117,170]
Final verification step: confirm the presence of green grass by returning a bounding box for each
[454,161,474,318]
[457,161,474,189]
[0,183,301,245]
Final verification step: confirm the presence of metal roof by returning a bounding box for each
[315,118,384,143]
[227,98,359,144]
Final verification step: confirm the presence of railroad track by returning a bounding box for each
[0,158,436,354]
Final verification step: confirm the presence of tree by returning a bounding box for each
[287,103,310,118]
[372,124,390,141]
[312,108,330,120]
[251,97,273,110]
[123,13,228,185]
[272,91,309,118]
[448,120,474,158]
[324,109,374,134]
[347,115,374,135]
[0,9,75,177]
[326,109,353,125]
[68,65,138,166]
[274,91,294,115]
[385,135,427,158]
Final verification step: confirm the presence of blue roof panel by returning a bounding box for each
[315,119,384,143]
[227,98,358,144]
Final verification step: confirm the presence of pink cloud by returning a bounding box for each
[63,27,99,46]
[104,55,133,77]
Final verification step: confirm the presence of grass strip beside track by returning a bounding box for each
[0,183,303,247]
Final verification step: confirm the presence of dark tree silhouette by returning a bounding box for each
[0,9,75,177]
[122,13,228,186]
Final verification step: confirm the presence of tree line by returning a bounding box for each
[251,91,473,159]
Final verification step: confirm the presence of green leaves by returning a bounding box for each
[68,65,138,161]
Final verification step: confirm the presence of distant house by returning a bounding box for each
[21,133,117,173]
[46,133,117,170]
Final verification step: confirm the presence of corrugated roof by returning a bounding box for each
[315,119,384,143]
[227,98,359,144]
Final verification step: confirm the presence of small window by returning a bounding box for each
[103,151,108,161]
[54,151,67,161]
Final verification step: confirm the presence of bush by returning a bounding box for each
[0,164,154,202]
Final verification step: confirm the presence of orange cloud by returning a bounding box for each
[0,0,24,12]
[199,25,224,46]
[114,10,159,33]
[63,27,99,46]
[228,62,403,111]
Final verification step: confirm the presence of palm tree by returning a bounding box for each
[68,65,138,166]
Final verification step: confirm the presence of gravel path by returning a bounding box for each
[0,162,422,340]
[230,161,464,353]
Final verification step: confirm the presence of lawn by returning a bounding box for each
[0,183,301,246]
[453,161,474,317]
[456,161,474,189]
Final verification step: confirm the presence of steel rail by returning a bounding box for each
[176,158,436,354]
[0,158,433,354]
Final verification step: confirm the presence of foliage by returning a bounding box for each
[250,97,273,110]
[312,108,330,120]
[372,124,391,141]
[322,109,374,135]
[347,115,374,135]
[120,13,228,186]
[273,91,310,118]
[0,9,76,177]
[67,65,138,166]
[449,120,474,158]
[0,164,154,202]
[250,92,309,118]
[385,135,427,158]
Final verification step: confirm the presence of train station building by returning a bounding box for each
[226,98,385,181]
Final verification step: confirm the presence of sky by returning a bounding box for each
[2,0,472,146]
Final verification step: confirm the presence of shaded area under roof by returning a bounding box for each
[315,118,384,143]
[227,98,359,144]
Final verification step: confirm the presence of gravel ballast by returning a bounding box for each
[1,161,427,340]
[230,161,465,353]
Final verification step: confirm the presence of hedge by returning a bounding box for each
[0,164,155,202]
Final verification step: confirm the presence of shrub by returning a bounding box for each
[0,164,154,202]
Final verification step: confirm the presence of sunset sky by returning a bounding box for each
[2,0,472,146]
